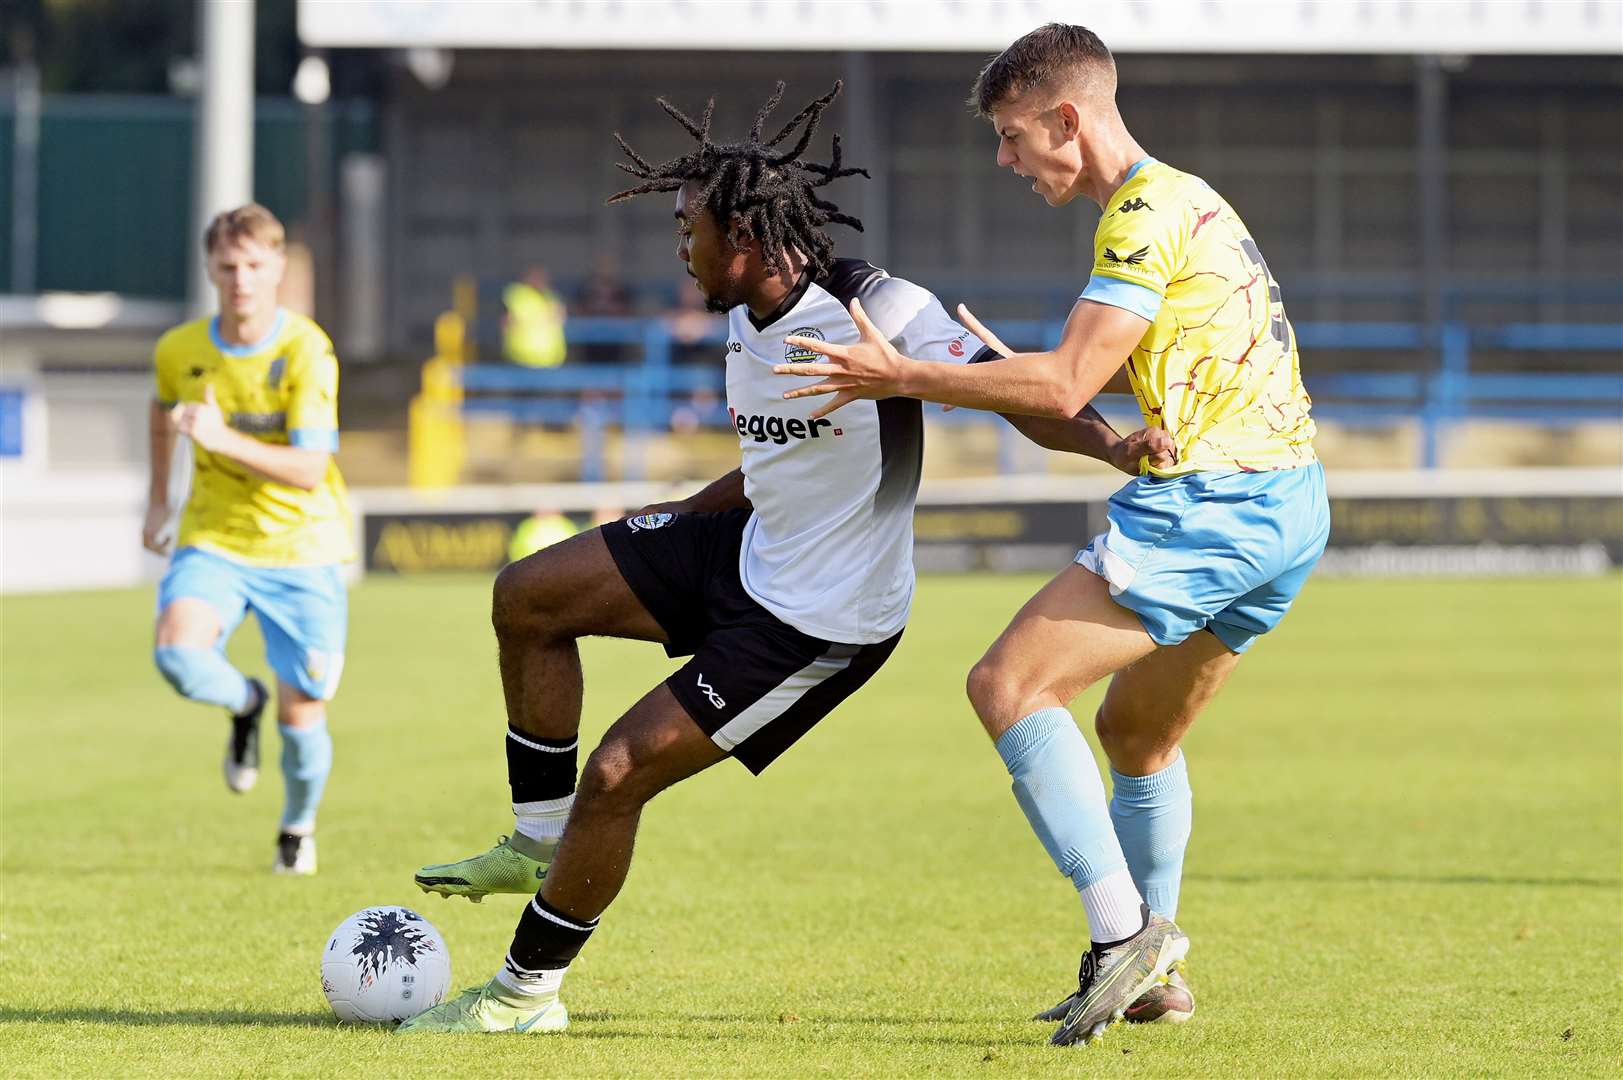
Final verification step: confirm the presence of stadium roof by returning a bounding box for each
[299,0,1623,55]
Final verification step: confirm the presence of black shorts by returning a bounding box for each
[601,509,902,774]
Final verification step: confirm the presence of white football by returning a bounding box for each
[320,906,451,1024]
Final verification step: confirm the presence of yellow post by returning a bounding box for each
[452,275,478,364]
[409,311,469,488]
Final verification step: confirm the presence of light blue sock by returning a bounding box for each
[1109,752,1192,917]
[279,720,333,833]
[996,707,1132,893]
[154,646,254,714]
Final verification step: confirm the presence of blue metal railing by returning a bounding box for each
[455,317,1622,470]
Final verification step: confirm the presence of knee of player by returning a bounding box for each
[965,658,1018,733]
[154,646,207,698]
[1094,704,1166,768]
[1093,704,1124,746]
[491,556,563,639]
[575,743,648,810]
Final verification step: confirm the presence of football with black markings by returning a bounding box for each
[320,906,452,1024]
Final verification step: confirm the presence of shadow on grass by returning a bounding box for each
[1186,871,1621,889]
[2,1007,1037,1049]
[0,1007,335,1029]
[563,1010,1033,1048]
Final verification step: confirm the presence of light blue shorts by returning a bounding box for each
[1076,462,1330,653]
[158,547,348,699]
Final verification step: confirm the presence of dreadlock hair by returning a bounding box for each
[608,81,869,281]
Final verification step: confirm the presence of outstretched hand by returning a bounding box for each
[774,298,906,420]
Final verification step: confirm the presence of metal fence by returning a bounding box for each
[409,311,1622,483]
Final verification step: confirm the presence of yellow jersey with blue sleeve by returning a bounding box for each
[153,309,354,566]
[1080,158,1316,476]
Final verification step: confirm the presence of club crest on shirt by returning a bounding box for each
[266,355,286,389]
[627,512,675,532]
[783,327,825,364]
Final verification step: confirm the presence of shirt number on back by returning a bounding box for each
[1238,237,1291,349]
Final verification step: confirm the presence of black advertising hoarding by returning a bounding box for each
[362,494,1622,575]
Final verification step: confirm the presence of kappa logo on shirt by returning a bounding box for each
[1116,197,1154,215]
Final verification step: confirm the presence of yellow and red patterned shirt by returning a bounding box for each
[1081,158,1316,476]
[154,309,353,566]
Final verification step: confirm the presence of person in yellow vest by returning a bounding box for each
[502,266,567,368]
[508,509,579,563]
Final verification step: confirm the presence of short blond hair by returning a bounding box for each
[203,203,285,253]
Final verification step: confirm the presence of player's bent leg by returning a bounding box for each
[1096,630,1239,776]
[963,565,1183,1039]
[1096,617,1243,1026]
[493,526,667,743]
[154,594,268,794]
[1099,631,1238,915]
[417,528,670,900]
[539,683,727,920]
[401,685,724,1035]
[1031,630,1238,1026]
[272,681,330,875]
[154,598,252,709]
[252,567,345,874]
[965,563,1157,741]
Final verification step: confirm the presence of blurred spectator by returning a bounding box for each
[575,256,634,365]
[667,281,728,433]
[668,280,725,366]
[508,508,579,562]
[577,256,634,317]
[503,265,567,368]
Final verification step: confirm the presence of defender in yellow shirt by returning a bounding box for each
[145,204,352,875]
[778,24,1330,1043]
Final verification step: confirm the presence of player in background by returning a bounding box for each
[144,204,353,876]
[400,83,1167,1036]
[777,24,1328,1045]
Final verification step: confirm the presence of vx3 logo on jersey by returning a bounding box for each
[696,674,726,709]
[1116,197,1154,215]
[731,409,838,444]
[1103,245,1151,266]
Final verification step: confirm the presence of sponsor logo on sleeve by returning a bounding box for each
[1103,245,1151,266]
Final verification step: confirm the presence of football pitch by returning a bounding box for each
[2,573,1619,1077]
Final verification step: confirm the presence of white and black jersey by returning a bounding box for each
[726,258,989,644]
[598,259,989,775]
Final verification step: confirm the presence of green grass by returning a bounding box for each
[2,574,1620,1077]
